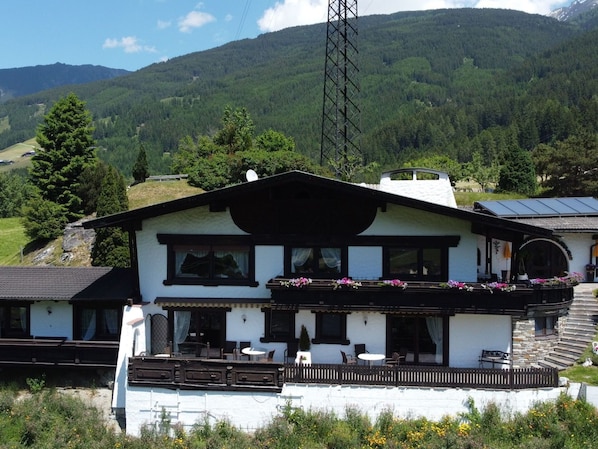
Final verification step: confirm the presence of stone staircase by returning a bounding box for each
[537,283,598,370]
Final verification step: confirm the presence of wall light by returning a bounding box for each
[46,306,52,315]
[363,313,368,326]
[242,314,247,323]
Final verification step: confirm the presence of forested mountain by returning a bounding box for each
[0,63,129,103]
[0,8,597,177]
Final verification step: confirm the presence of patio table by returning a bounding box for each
[358,353,385,366]
[241,347,266,360]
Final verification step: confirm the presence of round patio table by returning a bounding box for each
[358,353,385,366]
[241,347,266,360]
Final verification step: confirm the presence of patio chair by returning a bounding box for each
[222,340,237,360]
[239,341,251,360]
[385,352,401,366]
[262,349,275,362]
[341,350,356,364]
[354,343,367,363]
[284,339,299,363]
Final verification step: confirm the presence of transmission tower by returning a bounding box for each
[320,0,361,179]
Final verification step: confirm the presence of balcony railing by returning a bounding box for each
[128,357,558,392]
[0,338,119,368]
[266,277,576,314]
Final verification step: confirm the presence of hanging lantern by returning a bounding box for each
[503,243,511,259]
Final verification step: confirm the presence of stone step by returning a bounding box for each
[559,339,591,351]
[537,358,566,370]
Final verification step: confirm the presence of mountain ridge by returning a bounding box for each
[0,62,129,103]
[1,7,597,177]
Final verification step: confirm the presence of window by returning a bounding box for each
[535,316,557,337]
[287,246,344,278]
[0,304,29,338]
[385,247,445,281]
[74,305,122,341]
[262,309,296,342]
[159,235,256,286]
[314,312,348,344]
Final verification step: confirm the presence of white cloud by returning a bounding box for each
[102,37,156,54]
[257,0,568,32]
[157,19,172,30]
[178,10,216,33]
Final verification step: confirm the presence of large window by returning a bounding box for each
[74,305,122,341]
[314,312,348,344]
[287,246,345,278]
[262,309,296,342]
[159,235,256,286]
[384,247,445,281]
[175,244,250,279]
[0,304,29,338]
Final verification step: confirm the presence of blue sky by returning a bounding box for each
[1,0,571,72]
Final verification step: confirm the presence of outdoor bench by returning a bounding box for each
[479,349,510,368]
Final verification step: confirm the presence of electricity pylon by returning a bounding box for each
[320,0,361,180]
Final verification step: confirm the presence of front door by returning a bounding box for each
[386,315,447,365]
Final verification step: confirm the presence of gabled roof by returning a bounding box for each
[0,266,135,302]
[84,171,551,238]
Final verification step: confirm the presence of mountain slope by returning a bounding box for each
[0,8,594,175]
[550,0,598,21]
[0,63,129,103]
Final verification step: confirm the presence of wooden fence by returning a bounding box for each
[284,364,559,390]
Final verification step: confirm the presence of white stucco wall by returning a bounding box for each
[124,383,567,436]
[363,204,477,281]
[30,301,73,339]
[449,314,511,368]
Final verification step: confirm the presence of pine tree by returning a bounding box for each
[497,143,537,196]
[30,92,97,221]
[91,166,130,267]
[132,144,150,184]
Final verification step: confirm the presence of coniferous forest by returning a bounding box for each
[1,8,598,186]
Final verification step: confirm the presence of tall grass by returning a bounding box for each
[0,386,596,448]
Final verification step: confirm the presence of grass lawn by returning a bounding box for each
[0,217,29,265]
[127,179,202,209]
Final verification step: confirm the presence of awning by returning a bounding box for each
[155,297,269,308]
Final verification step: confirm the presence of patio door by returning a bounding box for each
[172,309,227,356]
[386,315,447,365]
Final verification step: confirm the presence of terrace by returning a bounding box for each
[127,357,559,392]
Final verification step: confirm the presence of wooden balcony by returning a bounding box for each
[0,338,119,368]
[127,357,558,392]
[266,278,576,315]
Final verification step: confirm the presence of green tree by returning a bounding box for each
[0,170,32,218]
[29,92,97,221]
[541,132,598,196]
[77,161,111,215]
[132,144,150,184]
[91,166,130,267]
[254,129,295,152]
[21,196,69,240]
[497,143,537,195]
[213,106,254,153]
[466,151,500,191]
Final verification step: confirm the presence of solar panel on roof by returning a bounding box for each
[475,197,598,218]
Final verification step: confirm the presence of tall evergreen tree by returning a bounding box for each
[132,144,150,184]
[91,166,130,267]
[497,143,537,196]
[30,92,97,221]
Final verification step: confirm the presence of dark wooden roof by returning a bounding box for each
[83,171,551,238]
[0,266,136,302]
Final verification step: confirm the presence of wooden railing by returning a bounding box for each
[0,338,119,368]
[128,357,558,391]
[284,364,559,390]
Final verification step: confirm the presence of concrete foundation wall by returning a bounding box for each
[124,383,567,436]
